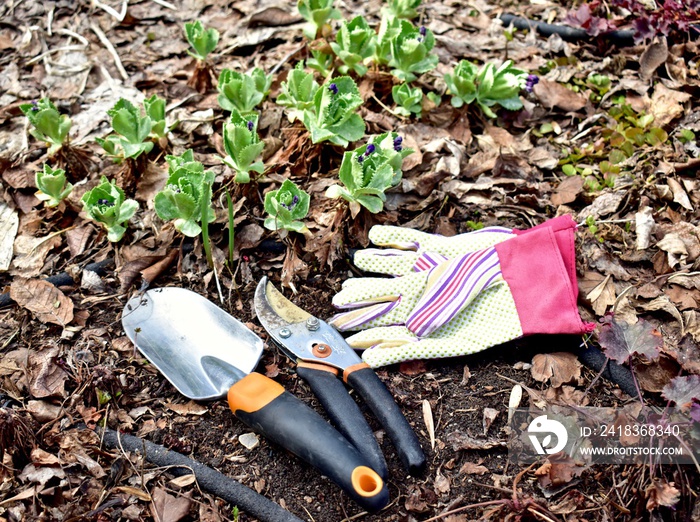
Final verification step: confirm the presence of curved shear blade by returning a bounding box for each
[254,277,361,370]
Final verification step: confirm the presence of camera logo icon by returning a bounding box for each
[527,415,569,455]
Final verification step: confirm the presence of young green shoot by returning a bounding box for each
[221,111,265,183]
[81,176,139,242]
[444,60,528,118]
[330,16,377,76]
[143,94,175,139]
[35,163,73,207]
[97,98,155,162]
[264,179,311,234]
[388,21,438,82]
[307,48,334,78]
[185,21,219,61]
[20,98,72,156]
[382,0,421,19]
[325,132,413,216]
[154,150,216,237]
[226,189,235,267]
[374,15,402,67]
[391,83,423,117]
[301,77,366,147]
[217,68,272,116]
[297,0,341,40]
[276,61,320,123]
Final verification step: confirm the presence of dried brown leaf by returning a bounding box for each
[165,401,208,416]
[662,375,700,412]
[482,407,499,435]
[459,461,489,475]
[640,37,668,79]
[533,80,587,112]
[448,431,501,451]
[551,176,583,206]
[531,352,582,388]
[422,399,435,450]
[400,360,427,376]
[150,488,192,522]
[645,480,680,510]
[135,161,168,203]
[635,356,679,393]
[65,225,94,258]
[650,83,691,127]
[11,278,74,326]
[10,235,62,277]
[536,452,585,488]
[0,201,19,271]
[599,316,663,364]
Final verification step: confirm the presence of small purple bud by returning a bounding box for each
[357,154,365,163]
[328,83,338,95]
[247,120,254,131]
[98,198,114,207]
[292,195,299,205]
[31,100,40,112]
[393,135,403,151]
[419,26,427,36]
[365,144,376,155]
[525,74,539,93]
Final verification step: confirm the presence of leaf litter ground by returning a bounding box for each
[1,0,699,521]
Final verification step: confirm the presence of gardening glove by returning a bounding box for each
[330,219,594,367]
[354,215,577,277]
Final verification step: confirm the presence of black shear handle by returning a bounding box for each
[347,367,426,476]
[297,365,389,479]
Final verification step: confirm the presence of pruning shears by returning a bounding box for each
[254,277,426,479]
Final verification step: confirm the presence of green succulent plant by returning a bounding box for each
[20,98,72,156]
[81,177,139,242]
[185,21,219,61]
[329,16,377,76]
[264,179,311,233]
[325,132,413,215]
[35,163,73,207]
[220,111,265,183]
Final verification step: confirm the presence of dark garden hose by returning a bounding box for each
[575,342,639,399]
[98,427,305,522]
[498,13,636,45]
[0,258,114,308]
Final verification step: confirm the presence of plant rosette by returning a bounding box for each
[264,179,311,234]
[185,20,219,61]
[326,132,413,217]
[19,98,72,156]
[388,21,438,82]
[330,16,377,76]
[297,0,341,40]
[301,77,366,147]
[217,68,271,115]
[81,176,139,242]
[221,111,265,183]
[35,163,73,207]
[276,61,320,123]
[97,98,155,162]
[154,150,215,237]
[444,59,528,118]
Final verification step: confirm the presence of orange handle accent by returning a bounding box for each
[342,362,371,383]
[351,466,384,498]
[297,361,339,375]
[227,373,285,414]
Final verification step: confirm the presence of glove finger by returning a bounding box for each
[332,277,405,308]
[345,326,416,349]
[406,247,503,338]
[353,248,420,276]
[329,299,401,331]
[368,225,433,250]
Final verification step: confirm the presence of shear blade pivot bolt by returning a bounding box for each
[279,328,292,338]
[306,317,320,331]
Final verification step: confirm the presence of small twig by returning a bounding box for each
[151,0,176,9]
[27,45,88,65]
[90,23,129,81]
[55,28,90,46]
[92,0,128,21]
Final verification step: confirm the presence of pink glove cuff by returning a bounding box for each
[496,221,594,336]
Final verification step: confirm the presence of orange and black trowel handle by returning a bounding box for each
[227,373,390,512]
